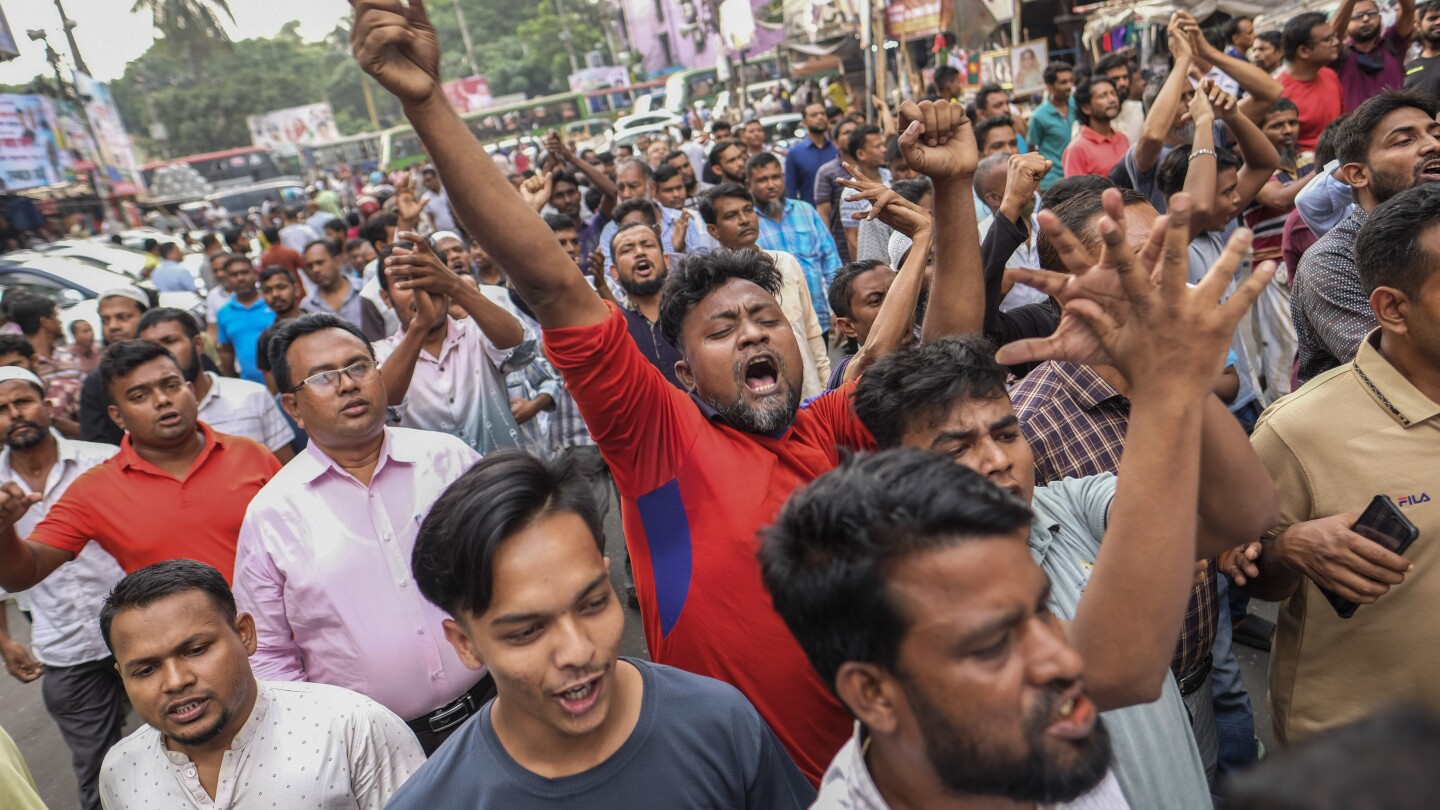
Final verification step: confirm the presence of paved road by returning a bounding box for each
[0,504,1273,809]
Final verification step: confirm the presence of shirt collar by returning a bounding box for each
[1051,361,1125,409]
[686,391,793,439]
[161,681,271,765]
[1080,125,1117,144]
[1351,329,1440,428]
[118,422,224,478]
[294,426,414,486]
[223,294,267,312]
[0,430,78,487]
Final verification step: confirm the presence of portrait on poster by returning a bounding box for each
[1012,40,1049,95]
[982,49,1011,88]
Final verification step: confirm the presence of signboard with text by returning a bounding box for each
[74,72,147,196]
[885,0,954,42]
[247,102,340,157]
[0,95,67,191]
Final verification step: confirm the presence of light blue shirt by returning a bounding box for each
[152,260,197,293]
[756,198,843,331]
[1294,159,1354,238]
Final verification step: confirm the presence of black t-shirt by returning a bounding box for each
[1404,55,1440,99]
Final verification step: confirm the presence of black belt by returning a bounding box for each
[406,674,495,735]
[1177,654,1213,698]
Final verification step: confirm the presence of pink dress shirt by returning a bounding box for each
[233,427,482,721]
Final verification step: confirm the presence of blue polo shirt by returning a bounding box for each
[1028,96,1079,190]
[215,295,274,385]
[784,137,838,206]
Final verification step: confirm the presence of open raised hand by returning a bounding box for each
[838,162,932,238]
[350,0,442,106]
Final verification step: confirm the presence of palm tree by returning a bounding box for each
[131,0,236,83]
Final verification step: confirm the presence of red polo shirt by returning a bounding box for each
[29,423,280,582]
[1063,124,1131,179]
[545,302,876,784]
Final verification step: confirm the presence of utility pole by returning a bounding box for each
[555,0,580,75]
[53,0,90,76]
[450,0,481,77]
[32,29,119,233]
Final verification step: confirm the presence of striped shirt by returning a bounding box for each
[756,198,843,331]
[1029,475,1211,810]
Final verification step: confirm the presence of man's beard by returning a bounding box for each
[1371,159,1440,203]
[806,123,828,135]
[757,197,785,219]
[704,356,801,435]
[5,420,46,451]
[168,701,231,747]
[901,673,1113,804]
[684,177,698,194]
[1426,28,1440,46]
[619,275,665,298]
[1278,144,1300,173]
[1353,25,1380,44]
[183,355,202,384]
[1170,121,1197,144]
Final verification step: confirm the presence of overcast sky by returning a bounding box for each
[0,0,351,86]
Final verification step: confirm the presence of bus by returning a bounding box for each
[379,91,589,170]
[139,146,285,190]
[580,78,667,116]
[306,132,383,174]
[663,61,782,116]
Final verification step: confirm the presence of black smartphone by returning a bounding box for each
[1321,495,1420,619]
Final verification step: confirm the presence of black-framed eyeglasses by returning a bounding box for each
[1352,9,1380,20]
[290,360,378,394]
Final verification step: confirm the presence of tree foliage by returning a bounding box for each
[106,0,623,158]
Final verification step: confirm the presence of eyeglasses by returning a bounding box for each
[1352,9,1380,20]
[291,360,378,394]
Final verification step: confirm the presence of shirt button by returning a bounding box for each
[185,768,197,778]
[431,671,442,680]
[398,580,408,588]
[417,627,425,635]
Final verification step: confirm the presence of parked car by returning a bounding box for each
[612,110,681,136]
[760,114,804,150]
[0,254,206,338]
[39,239,209,293]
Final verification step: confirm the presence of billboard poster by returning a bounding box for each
[247,102,340,157]
[885,0,954,42]
[0,95,67,191]
[0,4,17,62]
[73,72,147,196]
[442,76,494,115]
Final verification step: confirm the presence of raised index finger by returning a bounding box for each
[1157,192,1195,302]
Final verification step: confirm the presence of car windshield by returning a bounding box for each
[0,256,135,297]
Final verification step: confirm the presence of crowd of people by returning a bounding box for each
[0,0,1438,808]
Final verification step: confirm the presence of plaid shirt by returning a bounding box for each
[757,198,843,331]
[34,346,83,424]
[1292,206,1374,385]
[1010,360,1218,680]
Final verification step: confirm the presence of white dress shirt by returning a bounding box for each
[99,680,424,810]
[977,203,1054,311]
[197,373,295,453]
[234,427,483,721]
[373,293,537,454]
[0,434,123,667]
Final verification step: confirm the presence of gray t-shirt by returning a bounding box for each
[1030,475,1211,810]
[385,658,815,809]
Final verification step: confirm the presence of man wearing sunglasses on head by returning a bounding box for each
[232,313,487,755]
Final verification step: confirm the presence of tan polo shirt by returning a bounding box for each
[1252,330,1440,744]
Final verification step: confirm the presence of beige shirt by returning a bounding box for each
[1252,330,1440,743]
[764,249,830,400]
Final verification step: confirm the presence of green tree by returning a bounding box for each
[130,0,236,83]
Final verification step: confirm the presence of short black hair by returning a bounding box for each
[1043,61,1074,86]
[0,334,34,361]
[100,560,237,654]
[760,448,1033,693]
[1355,183,1440,298]
[934,66,961,88]
[1256,30,1282,49]
[1073,77,1115,126]
[1040,175,1116,211]
[663,149,689,165]
[852,336,1011,447]
[343,237,368,254]
[262,225,281,244]
[1094,53,1130,78]
[159,242,182,259]
[697,182,753,226]
[8,295,56,337]
[1224,705,1440,810]
[746,151,781,177]
[828,259,887,321]
[1335,89,1440,167]
[1222,16,1253,44]
[1283,12,1328,60]
[550,169,580,192]
[375,240,416,293]
[1156,144,1243,197]
[543,212,577,233]
[1315,115,1348,166]
[1036,188,1150,272]
[100,339,180,396]
[322,218,347,236]
[222,227,245,250]
[653,163,681,187]
[267,313,374,393]
[258,265,294,286]
[412,450,605,617]
[707,139,742,169]
[892,177,933,205]
[846,124,882,157]
[658,248,781,350]
[222,254,254,274]
[137,307,200,340]
[303,238,339,259]
[973,115,1017,150]
[360,210,399,249]
[610,220,660,256]
[613,198,658,227]
[1264,97,1300,120]
[142,238,159,253]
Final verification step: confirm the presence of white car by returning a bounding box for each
[39,239,209,294]
[612,110,682,136]
[0,254,206,337]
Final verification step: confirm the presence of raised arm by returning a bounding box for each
[891,100,982,343]
[1182,86,1220,237]
[0,485,77,593]
[350,0,608,330]
[1135,17,1196,174]
[1209,82,1280,210]
[390,233,525,349]
[1187,16,1283,122]
[1396,0,1417,41]
[548,131,618,219]
[996,192,1276,709]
